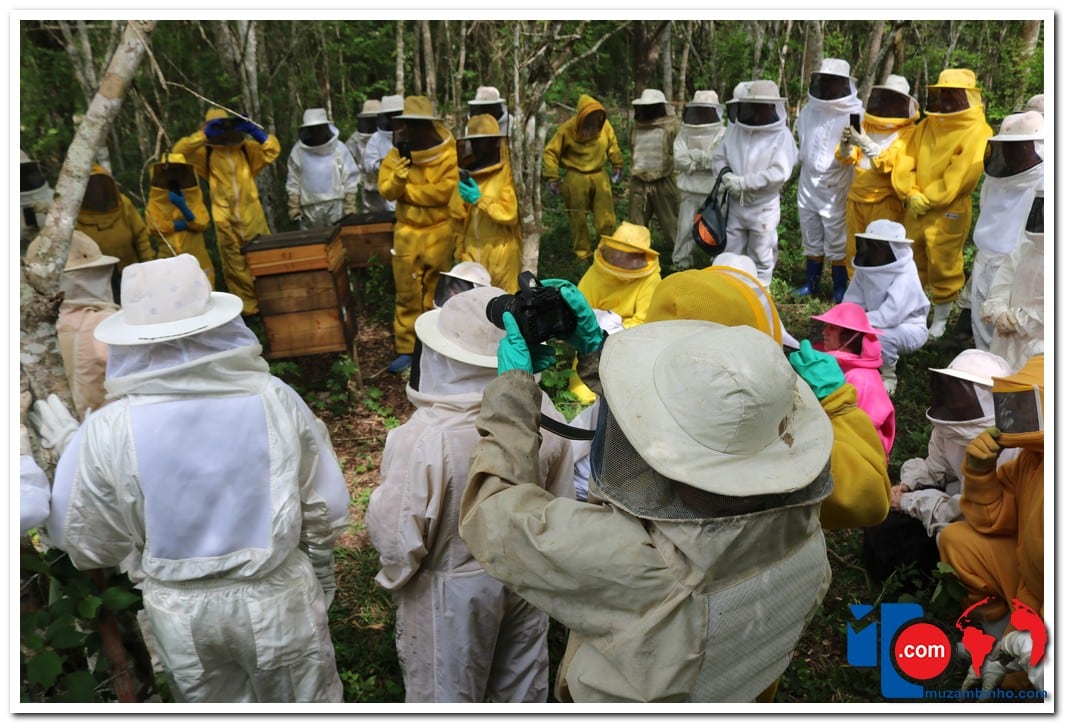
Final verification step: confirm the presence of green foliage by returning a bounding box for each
[353,258,396,325]
[362,386,401,430]
[20,547,153,703]
[269,354,359,416]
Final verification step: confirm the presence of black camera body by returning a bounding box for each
[396,141,412,160]
[486,271,576,346]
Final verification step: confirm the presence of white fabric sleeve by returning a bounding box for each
[899,489,961,538]
[285,149,301,197]
[20,455,52,534]
[981,247,1019,321]
[341,147,360,195]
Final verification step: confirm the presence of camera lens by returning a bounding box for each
[485,293,516,330]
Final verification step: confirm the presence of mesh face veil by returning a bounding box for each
[993,386,1043,434]
[853,236,897,267]
[865,87,912,118]
[928,372,987,422]
[808,72,851,100]
[299,124,334,147]
[81,173,119,212]
[151,162,198,191]
[735,102,780,126]
[1026,194,1044,234]
[433,274,480,309]
[984,139,1042,178]
[588,399,832,520]
[925,86,970,114]
[21,161,46,191]
[683,105,720,124]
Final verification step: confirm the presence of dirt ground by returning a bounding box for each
[317,314,414,551]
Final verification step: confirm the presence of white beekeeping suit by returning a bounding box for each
[366,287,574,702]
[285,107,359,229]
[20,149,52,254]
[969,111,1044,350]
[671,90,726,270]
[345,98,387,214]
[363,94,404,214]
[42,255,349,703]
[843,219,930,390]
[794,58,863,302]
[895,349,1015,539]
[982,191,1044,372]
[464,85,511,137]
[712,80,798,285]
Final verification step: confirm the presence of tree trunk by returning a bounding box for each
[1014,19,1042,110]
[750,21,766,76]
[677,21,691,103]
[661,22,673,102]
[420,20,436,102]
[631,21,670,97]
[801,20,823,91]
[858,20,886,101]
[56,21,116,172]
[411,22,422,96]
[455,20,467,115]
[22,19,157,466]
[395,20,405,94]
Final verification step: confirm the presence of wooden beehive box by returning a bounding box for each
[242,228,359,370]
[335,211,395,268]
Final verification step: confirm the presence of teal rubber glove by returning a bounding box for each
[540,278,605,355]
[498,312,556,374]
[459,177,481,205]
[788,339,846,400]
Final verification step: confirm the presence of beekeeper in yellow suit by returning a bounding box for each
[173,109,281,315]
[837,74,919,277]
[379,96,459,373]
[76,164,154,301]
[543,94,623,262]
[891,68,992,338]
[146,153,215,286]
[449,114,521,294]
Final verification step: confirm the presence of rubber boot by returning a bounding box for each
[792,257,824,297]
[880,361,898,396]
[928,302,953,339]
[949,306,974,344]
[831,263,849,304]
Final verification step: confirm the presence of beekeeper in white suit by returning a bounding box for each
[793,58,864,302]
[366,286,573,702]
[285,107,359,229]
[34,254,349,703]
[671,89,726,270]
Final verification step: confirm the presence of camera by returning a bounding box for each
[485,271,577,346]
[459,168,471,183]
[396,141,412,160]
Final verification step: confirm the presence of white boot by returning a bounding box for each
[881,362,898,396]
[928,302,953,338]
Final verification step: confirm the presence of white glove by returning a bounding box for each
[995,630,1045,691]
[302,542,338,610]
[994,309,1020,334]
[29,394,79,455]
[961,658,1009,701]
[721,172,745,193]
[851,130,882,158]
[687,149,710,168]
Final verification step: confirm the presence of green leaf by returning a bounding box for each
[58,670,100,703]
[77,595,103,619]
[26,650,63,689]
[20,552,50,574]
[45,616,87,650]
[99,586,140,611]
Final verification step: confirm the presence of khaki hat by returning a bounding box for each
[930,68,977,89]
[469,86,503,105]
[62,230,120,272]
[94,254,243,346]
[598,221,657,255]
[728,81,753,103]
[300,107,331,127]
[990,111,1044,142]
[599,321,833,496]
[1025,94,1044,114]
[204,108,229,122]
[396,95,440,121]
[415,285,506,368]
[874,74,912,97]
[688,90,720,106]
[442,261,491,288]
[728,79,783,103]
[459,114,504,140]
[929,348,1011,389]
[816,58,853,79]
[632,88,667,106]
[359,99,382,117]
[379,94,404,114]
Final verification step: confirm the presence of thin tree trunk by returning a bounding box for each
[22,18,157,462]
[945,20,965,68]
[777,20,794,100]
[677,21,691,103]
[1014,19,1042,110]
[802,20,823,90]
[455,20,467,115]
[395,20,405,94]
[751,21,766,76]
[858,20,886,101]
[661,22,673,102]
[411,21,422,96]
[421,20,436,102]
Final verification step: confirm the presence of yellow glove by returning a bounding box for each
[964,427,1002,474]
[393,156,411,182]
[907,192,931,216]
